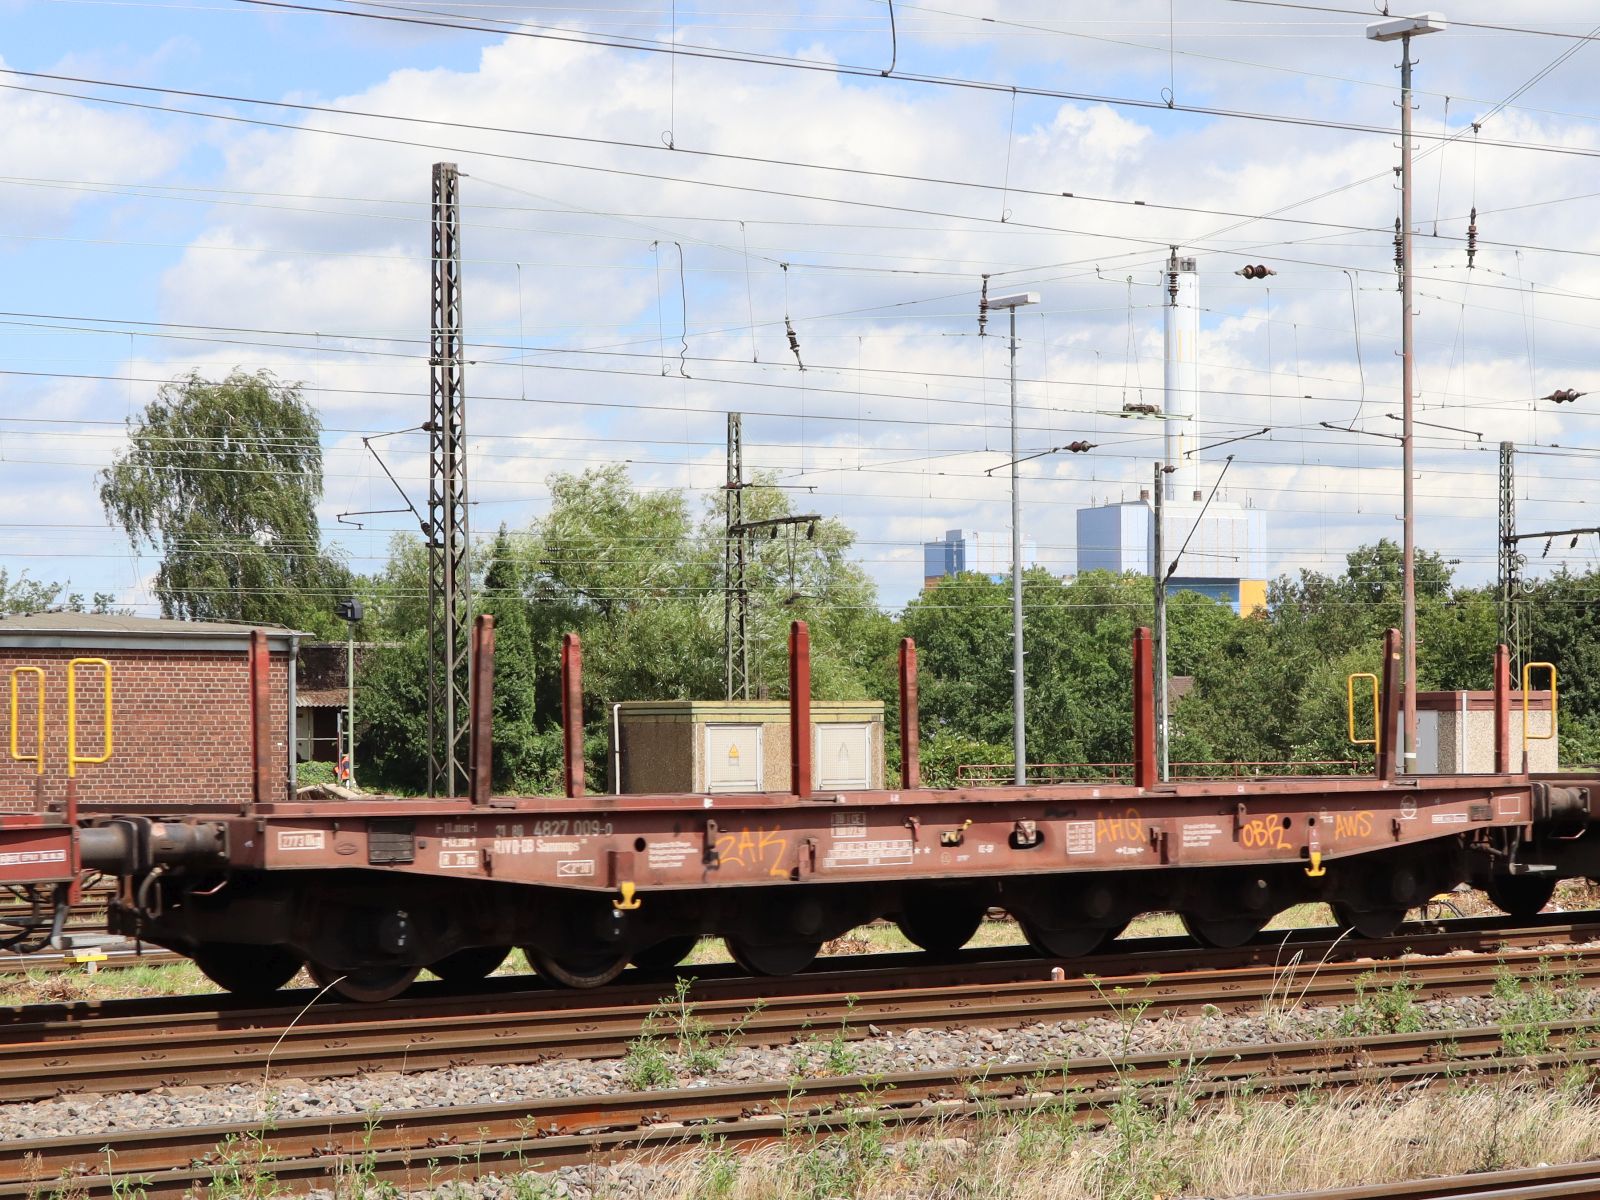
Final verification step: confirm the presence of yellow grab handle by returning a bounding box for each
[1523,661,1557,745]
[9,667,44,775]
[1346,672,1380,751]
[67,658,113,776]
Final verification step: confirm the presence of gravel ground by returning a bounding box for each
[4,964,1595,1144]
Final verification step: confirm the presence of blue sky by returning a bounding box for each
[5,1,1600,614]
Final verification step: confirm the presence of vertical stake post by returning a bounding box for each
[1152,461,1170,782]
[1493,643,1511,775]
[789,620,811,797]
[469,614,495,804]
[561,632,584,798]
[1132,627,1156,790]
[898,637,920,790]
[248,629,272,806]
[1377,627,1402,781]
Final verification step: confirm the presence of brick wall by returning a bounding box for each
[0,648,290,811]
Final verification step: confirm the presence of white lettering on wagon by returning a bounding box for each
[830,811,867,840]
[557,859,596,878]
[0,849,66,867]
[277,831,324,851]
[440,836,476,849]
[535,838,581,854]
[439,850,480,869]
[1064,821,1096,856]
[523,820,613,838]
[1430,811,1469,825]
[1181,822,1224,849]
[822,838,914,869]
[646,840,696,870]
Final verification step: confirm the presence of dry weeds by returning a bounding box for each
[641,1079,1600,1199]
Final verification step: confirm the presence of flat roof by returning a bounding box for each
[0,612,306,651]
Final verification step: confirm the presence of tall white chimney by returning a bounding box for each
[1162,252,1199,500]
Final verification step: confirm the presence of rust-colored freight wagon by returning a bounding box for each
[1,616,1594,1000]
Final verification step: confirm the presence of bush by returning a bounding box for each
[295,760,339,788]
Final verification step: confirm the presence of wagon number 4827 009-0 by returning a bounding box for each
[527,820,613,837]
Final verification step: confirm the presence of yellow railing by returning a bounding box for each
[8,667,44,775]
[66,658,113,777]
[1347,672,1380,751]
[1523,661,1557,747]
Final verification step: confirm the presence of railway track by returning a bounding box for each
[4,1015,1598,1197]
[1270,1161,1600,1199]
[2,915,1598,1102]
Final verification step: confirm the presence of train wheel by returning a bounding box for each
[631,936,701,970]
[193,944,303,998]
[897,897,985,954]
[525,946,629,988]
[1331,903,1408,940]
[308,960,420,1003]
[726,937,820,976]
[1180,913,1267,949]
[428,945,510,983]
[1017,918,1107,959]
[1486,874,1556,919]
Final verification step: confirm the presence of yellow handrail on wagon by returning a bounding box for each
[1523,660,1557,747]
[66,657,113,777]
[1346,672,1381,752]
[8,667,44,775]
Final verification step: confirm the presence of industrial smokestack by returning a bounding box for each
[1162,252,1199,501]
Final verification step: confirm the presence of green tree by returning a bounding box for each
[0,569,118,616]
[353,465,895,794]
[97,370,350,635]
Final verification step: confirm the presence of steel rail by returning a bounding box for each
[1263,1160,1600,1199]
[4,1018,1598,1198]
[2,922,1600,1102]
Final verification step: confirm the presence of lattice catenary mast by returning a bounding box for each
[427,162,472,796]
[1498,441,1523,676]
[724,413,749,700]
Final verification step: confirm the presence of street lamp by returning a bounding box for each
[989,290,1040,786]
[1368,10,1445,773]
[335,596,363,788]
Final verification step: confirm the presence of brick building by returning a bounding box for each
[0,613,301,812]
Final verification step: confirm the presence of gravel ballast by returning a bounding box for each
[1,976,1588,1142]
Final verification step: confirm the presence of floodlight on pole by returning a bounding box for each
[1369,10,1444,775]
[999,289,1040,786]
[1366,13,1446,40]
[990,291,1040,310]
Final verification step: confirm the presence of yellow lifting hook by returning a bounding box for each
[613,880,641,911]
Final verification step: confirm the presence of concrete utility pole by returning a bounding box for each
[1369,12,1445,772]
[989,290,1040,786]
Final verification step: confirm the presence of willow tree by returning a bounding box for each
[98,370,349,634]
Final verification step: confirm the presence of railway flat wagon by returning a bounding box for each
[3,617,1596,1001]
